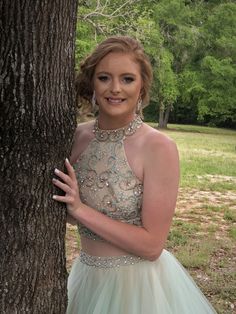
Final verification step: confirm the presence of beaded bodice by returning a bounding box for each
[74,116,143,241]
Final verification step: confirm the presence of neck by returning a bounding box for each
[97,113,136,130]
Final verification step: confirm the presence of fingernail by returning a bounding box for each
[65,158,69,163]
[55,168,59,174]
[52,178,57,182]
[52,195,57,200]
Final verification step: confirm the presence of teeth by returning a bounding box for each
[107,98,123,103]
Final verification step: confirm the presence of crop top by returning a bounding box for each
[74,115,143,241]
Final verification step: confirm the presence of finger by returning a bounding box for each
[52,195,73,203]
[52,178,71,194]
[54,168,73,186]
[65,158,77,181]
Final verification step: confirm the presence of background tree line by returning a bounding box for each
[76,0,236,129]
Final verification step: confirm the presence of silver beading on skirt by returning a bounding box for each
[80,251,145,269]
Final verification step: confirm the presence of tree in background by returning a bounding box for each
[152,0,203,127]
[75,0,196,128]
[75,0,141,67]
[198,3,236,126]
[75,0,236,129]
[152,48,179,128]
[0,1,78,312]
[197,56,236,126]
[178,2,236,127]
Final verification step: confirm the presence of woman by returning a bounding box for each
[53,36,216,313]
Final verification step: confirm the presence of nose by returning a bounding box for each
[110,78,121,94]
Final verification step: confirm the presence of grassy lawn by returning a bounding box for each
[151,122,236,191]
[66,123,236,314]
[161,124,236,314]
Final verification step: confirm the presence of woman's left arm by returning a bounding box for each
[52,133,179,261]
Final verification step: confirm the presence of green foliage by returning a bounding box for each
[203,3,236,60]
[75,23,97,67]
[178,55,236,126]
[179,70,203,103]
[76,0,236,128]
[156,49,179,103]
[198,56,236,124]
[151,48,179,126]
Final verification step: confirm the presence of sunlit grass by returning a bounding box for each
[153,124,236,191]
[228,227,236,240]
[166,204,236,314]
[224,209,236,222]
[148,122,236,136]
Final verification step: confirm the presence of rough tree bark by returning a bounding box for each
[0,1,78,313]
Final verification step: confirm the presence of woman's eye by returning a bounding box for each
[123,77,134,83]
[98,76,109,82]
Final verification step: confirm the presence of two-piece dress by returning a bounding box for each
[67,116,217,314]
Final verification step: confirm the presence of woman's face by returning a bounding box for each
[93,52,143,122]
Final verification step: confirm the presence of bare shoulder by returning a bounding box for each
[140,123,178,158]
[70,120,95,163]
[140,123,179,185]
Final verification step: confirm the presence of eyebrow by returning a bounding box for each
[95,72,137,76]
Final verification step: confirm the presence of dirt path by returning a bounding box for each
[177,188,236,211]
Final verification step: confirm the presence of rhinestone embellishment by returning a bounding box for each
[93,115,143,142]
[74,115,144,242]
[80,251,144,268]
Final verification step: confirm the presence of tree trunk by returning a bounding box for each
[158,102,171,129]
[0,1,78,313]
[164,105,171,127]
[158,100,165,128]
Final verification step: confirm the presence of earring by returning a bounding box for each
[136,97,142,114]
[91,90,98,112]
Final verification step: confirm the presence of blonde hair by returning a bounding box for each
[76,36,153,111]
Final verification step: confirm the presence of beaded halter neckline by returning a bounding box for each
[93,115,143,142]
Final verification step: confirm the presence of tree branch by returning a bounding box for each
[81,0,137,20]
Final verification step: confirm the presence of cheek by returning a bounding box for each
[94,83,105,95]
[134,77,142,91]
[94,79,109,92]
[129,82,142,96]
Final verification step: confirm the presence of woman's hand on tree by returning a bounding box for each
[52,158,81,215]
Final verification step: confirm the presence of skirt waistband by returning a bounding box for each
[79,251,145,268]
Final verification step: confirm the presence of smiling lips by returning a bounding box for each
[106,97,125,104]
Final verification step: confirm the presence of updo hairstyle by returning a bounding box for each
[76,36,153,110]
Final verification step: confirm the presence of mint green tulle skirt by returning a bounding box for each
[67,250,217,314]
